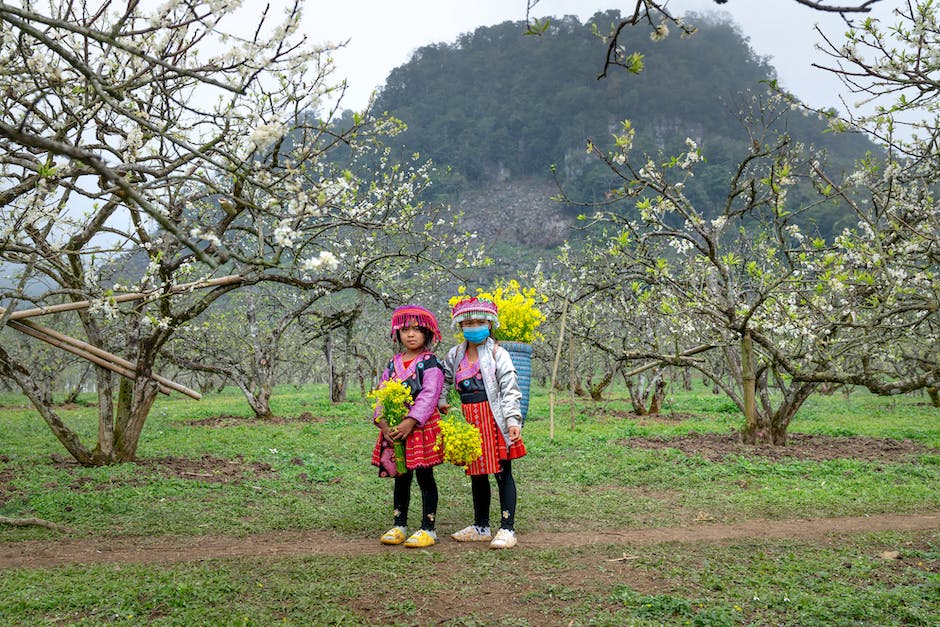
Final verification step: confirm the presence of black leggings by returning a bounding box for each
[470,459,517,531]
[393,467,438,530]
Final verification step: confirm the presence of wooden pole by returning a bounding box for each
[568,332,576,430]
[0,276,238,401]
[2,274,245,320]
[15,318,202,399]
[548,298,568,441]
[7,320,169,394]
[8,319,202,400]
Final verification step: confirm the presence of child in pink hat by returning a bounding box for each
[371,305,445,548]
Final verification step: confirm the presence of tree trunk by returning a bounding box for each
[114,374,160,461]
[768,382,817,445]
[63,362,91,404]
[324,334,347,403]
[647,377,667,415]
[245,385,275,420]
[331,370,347,403]
[0,345,97,463]
[624,379,649,415]
[928,386,940,408]
[587,369,615,401]
[739,332,769,444]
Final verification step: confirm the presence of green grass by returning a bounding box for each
[1,382,938,625]
[0,532,935,625]
[2,383,939,538]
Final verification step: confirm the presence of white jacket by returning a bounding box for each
[440,338,522,447]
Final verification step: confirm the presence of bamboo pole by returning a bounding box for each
[0,276,238,401]
[548,298,568,441]
[568,332,576,430]
[14,318,201,399]
[8,320,169,394]
[2,274,245,320]
[8,319,202,400]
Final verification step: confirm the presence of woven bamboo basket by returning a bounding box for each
[500,341,532,423]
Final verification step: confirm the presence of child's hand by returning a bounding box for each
[390,417,417,441]
[508,425,521,443]
[377,420,394,443]
[439,403,450,415]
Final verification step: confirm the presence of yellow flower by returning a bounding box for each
[368,378,413,475]
[449,279,545,343]
[435,415,483,467]
[368,378,413,425]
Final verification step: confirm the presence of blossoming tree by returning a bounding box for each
[807,0,940,401]
[163,285,336,420]
[0,1,474,465]
[557,78,938,443]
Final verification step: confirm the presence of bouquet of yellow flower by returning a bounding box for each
[369,378,413,475]
[434,414,483,467]
[449,279,545,343]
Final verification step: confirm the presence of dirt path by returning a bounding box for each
[2,511,937,570]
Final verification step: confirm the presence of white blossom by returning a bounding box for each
[650,23,669,42]
[301,250,340,272]
[249,121,287,151]
[273,220,300,248]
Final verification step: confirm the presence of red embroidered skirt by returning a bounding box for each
[462,400,526,476]
[371,411,444,476]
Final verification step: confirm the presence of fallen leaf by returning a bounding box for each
[694,511,715,522]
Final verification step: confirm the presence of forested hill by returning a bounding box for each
[367,10,875,249]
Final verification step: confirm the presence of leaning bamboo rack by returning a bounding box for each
[0,275,246,401]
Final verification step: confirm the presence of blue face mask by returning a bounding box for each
[462,326,490,344]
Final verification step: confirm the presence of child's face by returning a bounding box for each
[399,323,426,352]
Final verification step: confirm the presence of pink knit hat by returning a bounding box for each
[390,305,442,343]
[450,297,500,329]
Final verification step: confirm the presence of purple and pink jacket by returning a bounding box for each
[373,352,444,426]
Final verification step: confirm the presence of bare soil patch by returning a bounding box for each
[347,551,664,625]
[0,465,19,508]
[1,511,937,571]
[625,432,936,463]
[49,454,277,485]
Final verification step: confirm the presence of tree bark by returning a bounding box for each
[63,362,91,404]
[648,377,667,415]
[769,382,817,445]
[114,375,159,462]
[740,332,769,444]
[588,369,615,401]
[928,386,940,408]
[625,379,649,415]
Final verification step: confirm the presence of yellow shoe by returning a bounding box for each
[380,526,408,545]
[404,529,437,548]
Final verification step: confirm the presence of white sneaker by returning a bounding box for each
[489,528,517,549]
[451,524,492,542]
